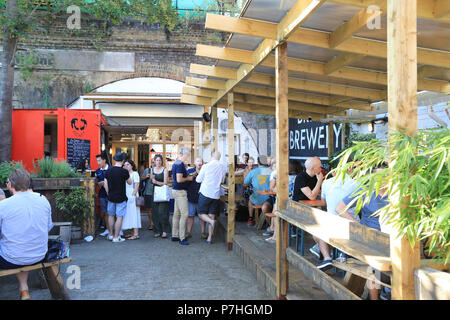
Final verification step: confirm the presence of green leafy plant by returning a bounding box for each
[33,157,78,178]
[54,187,91,227]
[326,132,376,171]
[0,161,25,185]
[333,128,450,262]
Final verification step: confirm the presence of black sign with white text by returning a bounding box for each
[289,119,343,160]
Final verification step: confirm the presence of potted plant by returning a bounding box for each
[54,187,91,240]
[333,128,450,263]
[0,161,25,190]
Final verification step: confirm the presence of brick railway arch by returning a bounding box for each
[82,62,189,100]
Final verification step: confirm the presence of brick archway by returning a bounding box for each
[89,62,188,92]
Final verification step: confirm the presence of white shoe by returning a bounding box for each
[107,235,114,241]
[112,237,125,243]
[100,230,110,237]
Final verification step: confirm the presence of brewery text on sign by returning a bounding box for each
[289,119,343,160]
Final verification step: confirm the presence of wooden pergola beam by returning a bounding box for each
[185,79,374,111]
[324,53,365,75]
[182,86,218,99]
[184,82,372,112]
[216,101,325,121]
[329,3,384,48]
[189,73,382,103]
[196,44,449,93]
[185,76,226,90]
[326,0,450,22]
[209,0,326,106]
[190,64,237,80]
[204,14,450,69]
[234,94,346,115]
[433,0,450,18]
[180,94,212,106]
[418,65,447,79]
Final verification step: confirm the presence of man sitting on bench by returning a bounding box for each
[0,169,53,300]
[335,169,389,300]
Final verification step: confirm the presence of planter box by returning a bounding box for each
[31,178,85,191]
[2,178,97,237]
[32,178,97,237]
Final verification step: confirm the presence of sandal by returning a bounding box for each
[128,235,140,240]
[123,234,133,239]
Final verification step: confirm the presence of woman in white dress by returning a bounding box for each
[122,159,141,240]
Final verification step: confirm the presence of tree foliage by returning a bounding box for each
[333,128,450,262]
[0,0,179,36]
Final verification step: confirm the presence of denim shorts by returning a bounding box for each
[197,193,219,215]
[107,201,127,217]
[188,202,198,217]
[99,197,108,213]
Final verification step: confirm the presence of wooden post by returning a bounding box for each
[275,42,289,300]
[201,106,211,160]
[81,178,95,236]
[194,121,200,159]
[227,92,236,251]
[42,265,70,300]
[211,105,218,157]
[387,0,421,300]
[327,122,334,160]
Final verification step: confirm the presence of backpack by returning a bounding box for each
[44,239,68,262]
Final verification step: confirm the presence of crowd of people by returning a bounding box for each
[95,147,226,246]
[235,153,391,300]
[0,146,391,300]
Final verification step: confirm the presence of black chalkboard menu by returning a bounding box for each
[67,138,90,168]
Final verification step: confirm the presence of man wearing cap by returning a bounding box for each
[104,152,132,243]
[171,147,195,245]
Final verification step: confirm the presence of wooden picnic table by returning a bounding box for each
[300,199,326,208]
[255,190,276,196]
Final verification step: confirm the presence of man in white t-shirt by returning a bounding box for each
[314,169,358,270]
[0,169,53,300]
[196,152,226,244]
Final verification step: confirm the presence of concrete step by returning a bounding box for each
[216,215,332,300]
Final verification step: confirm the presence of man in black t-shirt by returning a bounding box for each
[104,152,132,243]
[293,157,324,201]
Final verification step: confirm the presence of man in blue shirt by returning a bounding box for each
[0,169,53,300]
[171,147,195,245]
[335,182,389,300]
[244,156,272,226]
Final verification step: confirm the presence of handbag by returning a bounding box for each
[135,195,145,207]
[153,184,171,202]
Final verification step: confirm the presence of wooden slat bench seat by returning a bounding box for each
[276,200,391,272]
[0,257,72,300]
[332,259,391,289]
[277,200,396,298]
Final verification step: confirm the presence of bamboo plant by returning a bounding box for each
[333,128,450,263]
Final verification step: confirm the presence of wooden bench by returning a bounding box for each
[0,257,72,300]
[253,205,263,227]
[276,200,392,299]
